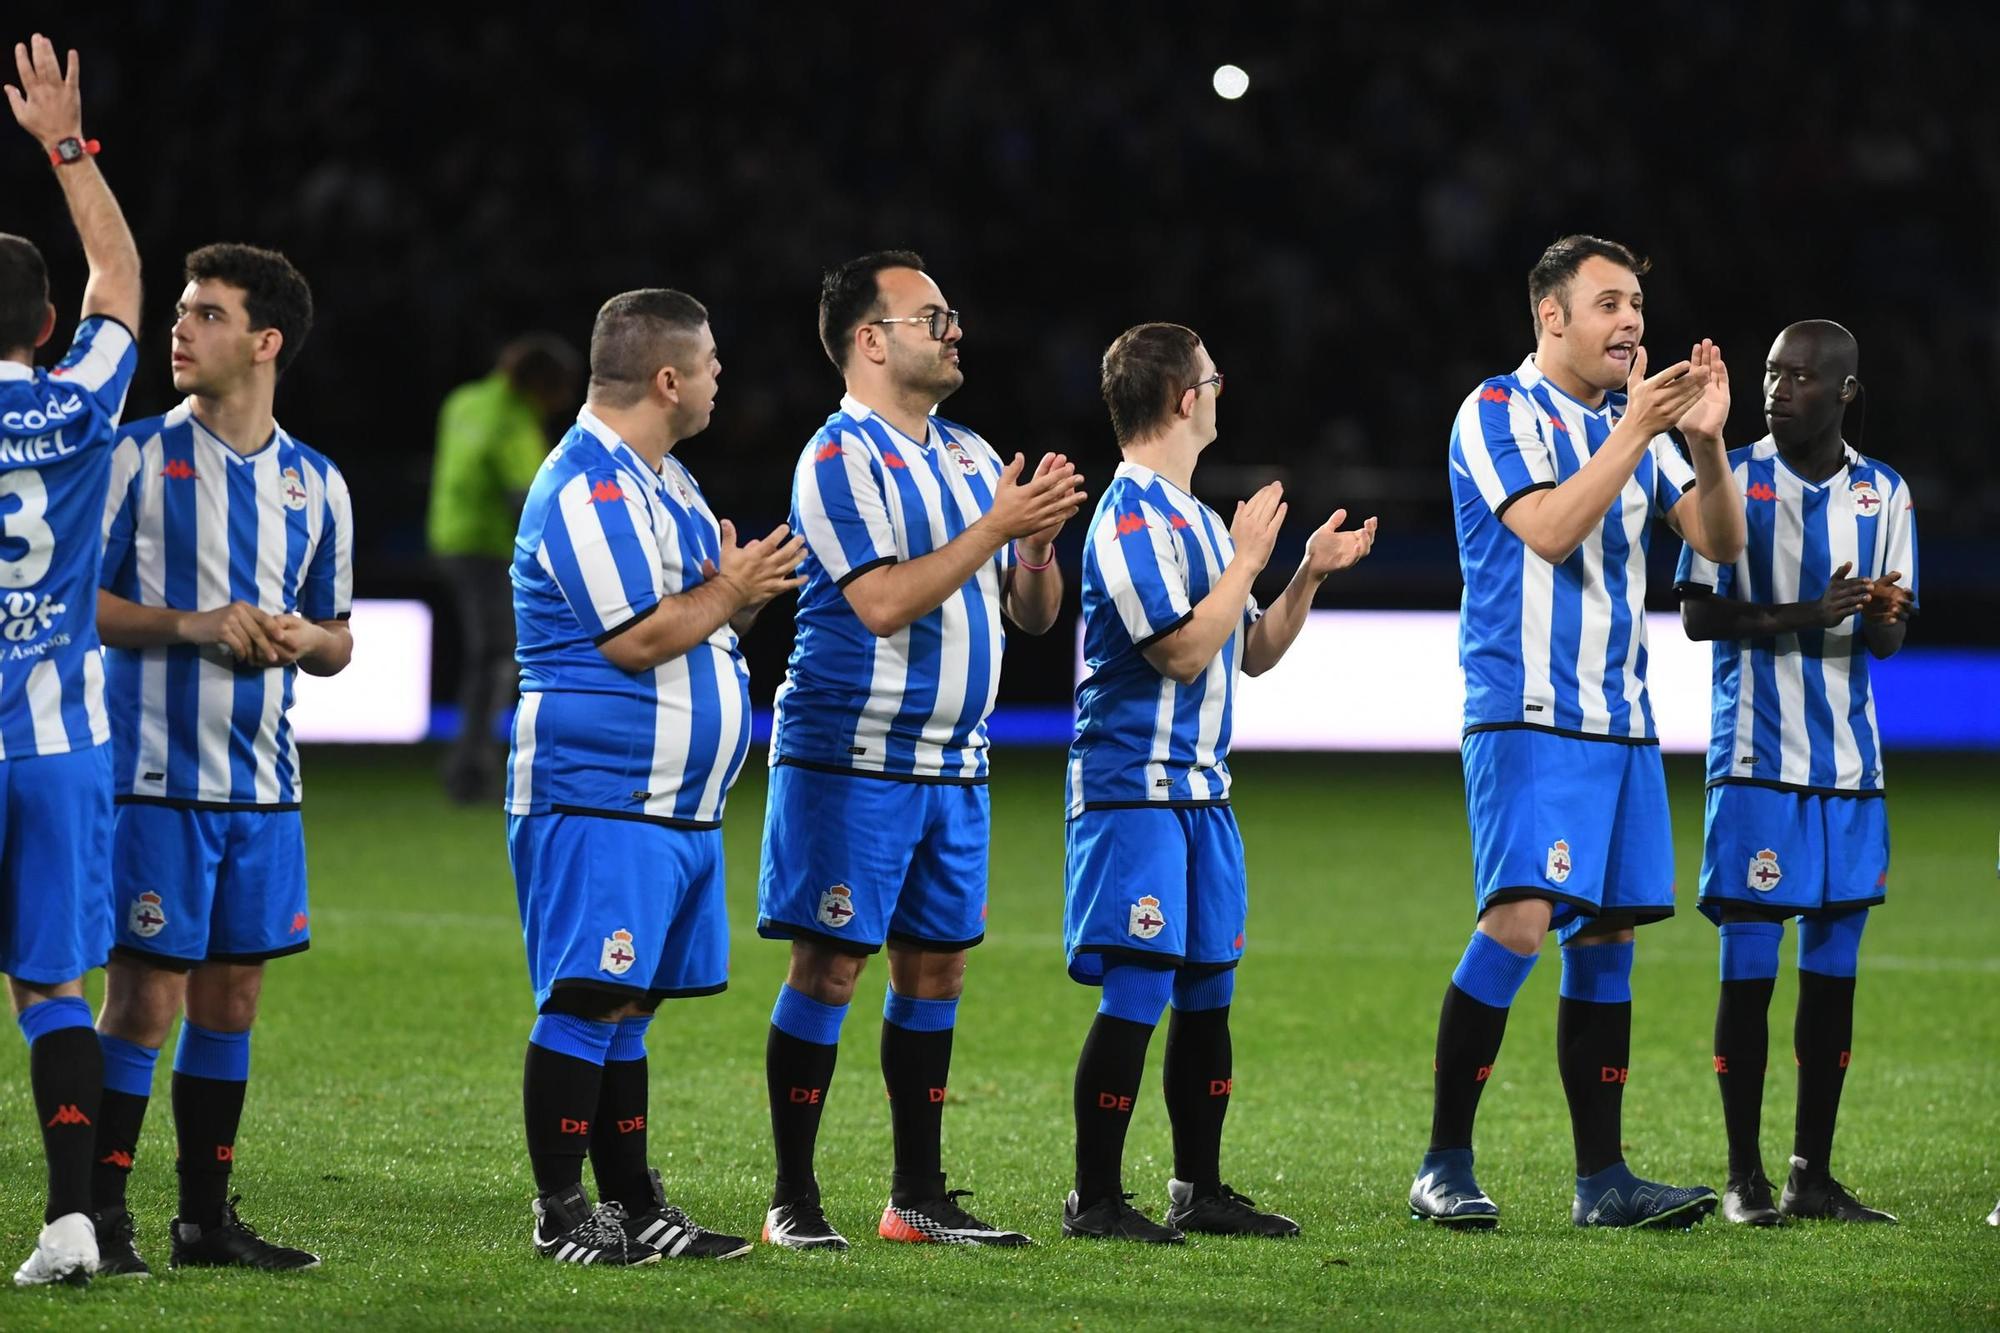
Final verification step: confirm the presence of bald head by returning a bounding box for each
[1765,320,1860,451]
[1774,320,1858,379]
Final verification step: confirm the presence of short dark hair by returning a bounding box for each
[1527,234,1649,335]
[588,289,709,408]
[1100,322,1204,447]
[185,243,315,374]
[0,234,50,355]
[818,249,926,370]
[497,332,582,401]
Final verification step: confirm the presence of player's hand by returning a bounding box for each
[1862,570,1914,624]
[1675,340,1730,444]
[5,35,83,152]
[1621,346,1707,438]
[984,452,1086,543]
[1228,480,1287,573]
[712,520,807,612]
[1015,452,1080,565]
[267,613,332,666]
[1814,561,1874,628]
[179,600,281,666]
[1303,507,1378,578]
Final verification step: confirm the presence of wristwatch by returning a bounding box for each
[48,136,101,166]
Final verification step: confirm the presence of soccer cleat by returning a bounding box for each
[879,1187,1031,1246]
[623,1169,751,1259]
[531,1184,659,1266]
[763,1196,849,1252]
[172,1196,322,1270]
[1060,1190,1184,1244]
[1778,1157,1897,1223]
[12,1212,96,1287]
[1572,1166,1717,1229]
[1720,1172,1785,1227]
[93,1206,152,1276]
[1987,1197,1998,1227]
[1165,1179,1301,1237]
[1409,1148,1500,1230]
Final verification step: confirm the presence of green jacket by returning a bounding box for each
[426,373,553,558]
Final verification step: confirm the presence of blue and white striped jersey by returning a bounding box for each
[101,402,354,807]
[771,394,1014,782]
[1450,355,1697,741]
[0,317,136,759]
[506,407,750,827]
[1067,463,1259,817]
[1676,438,1917,794]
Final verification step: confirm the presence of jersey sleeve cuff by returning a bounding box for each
[1493,480,1555,520]
[834,555,896,589]
[1132,608,1195,652]
[593,600,659,644]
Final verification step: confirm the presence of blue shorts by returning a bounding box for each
[509,812,729,1011]
[757,763,988,954]
[1698,783,1888,922]
[0,746,112,985]
[112,802,311,965]
[1064,805,1247,983]
[1461,727,1675,942]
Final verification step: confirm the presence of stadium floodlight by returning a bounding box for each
[1212,64,1250,100]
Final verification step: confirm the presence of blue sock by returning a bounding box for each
[527,1013,615,1066]
[1798,909,1867,978]
[884,990,957,1032]
[174,1022,251,1081]
[1450,931,1539,1008]
[608,1015,652,1063]
[1559,940,1634,1004]
[1171,969,1235,1012]
[1098,964,1174,1025]
[1719,921,1783,981]
[16,995,93,1045]
[771,985,848,1046]
[99,1033,161,1098]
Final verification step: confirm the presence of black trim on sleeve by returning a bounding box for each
[1461,721,1660,747]
[1673,579,1717,597]
[773,755,988,787]
[1493,480,1556,520]
[1707,776,1887,800]
[80,313,136,342]
[333,611,353,622]
[1681,477,1699,494]
[548,802,724,831]
[1132,609,1195,653]
[593,600,659,645]
[115,795,302,813]
[835,556,896,589]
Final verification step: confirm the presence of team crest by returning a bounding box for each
[1545,839,1573,885]
[944,440,979,476]
[1747,849,1783,892]
[1849,479,1881,515]
[599,928,637,975]
[817,884,856,929]
[128,891,167,939]
[279,465,309,511]
[1128,895,1166,940]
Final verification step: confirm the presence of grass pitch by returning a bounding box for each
[2,747,1995,1329]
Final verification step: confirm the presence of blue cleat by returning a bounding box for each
[1572,1163,1717,1229]
[1409,1149,1500,1230]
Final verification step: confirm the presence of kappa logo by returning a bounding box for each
[1478,386,1510,405]
[1114,511,1148,538]
[128,891,167,938]
[1128,895,1166,940]
[290,912,309,935]
[817,884,856,929]
[600,928,637,975]
[813,439,843,464]
[280,465,308,511]
[99,1149,133,1168]
[1168,514,1191,530]
[945,440,979,476]
[1545,414,1569,435]
[45,1104,91,1127]
[1850,479,1882,515]
[1746,481,1778,502]
[1748,848,1783,892]
[881,450,909,470]
[161,457,199,481]
[590,479,625,504]
[1545,839,1573,885]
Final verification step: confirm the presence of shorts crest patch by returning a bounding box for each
[1748,848,1783,892]
[1128,895,1166,940]
[817,884,856,929]
[128,891,167,939]
[600,928,637,975]
[1545,839,1573,885]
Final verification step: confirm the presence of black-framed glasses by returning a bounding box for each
[1185,371,1224,397]
[872,309,961,341]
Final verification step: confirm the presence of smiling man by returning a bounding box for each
[1412,234,1744,1231]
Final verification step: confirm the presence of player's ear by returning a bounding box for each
[251,326,283,367]
[855,322,886,368]
[34,303,55,349]
[1536,295,1563,338]
[655,362,680,405]
[1839,375,1859,405]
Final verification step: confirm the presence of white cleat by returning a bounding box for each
[13,1212,98,1287]
[1987,1197,1998,1227]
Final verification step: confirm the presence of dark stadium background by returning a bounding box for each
[10,1,1994,716]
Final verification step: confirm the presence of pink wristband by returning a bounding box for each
[1015,544,1054,571]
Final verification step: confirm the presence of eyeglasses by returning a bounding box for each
[872,309,961,341]
[1185,371,1224,398]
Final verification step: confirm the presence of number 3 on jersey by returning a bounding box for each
[0,469,55,588]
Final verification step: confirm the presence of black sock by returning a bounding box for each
[882,1021,953,1205]
[1162,1006,1232,1191]
[29,1027,102,1222]
[172,1072,246,1228]
[1428,984,1511,1154]
[588,1055,650,1211]
[1556,997,1631,1177]
[92,1089,151,1211]
[767,1026,839,1205]
[1792,970,1857,1175]
[1715,977,1775,1181]
[1072,1013,1156,1205]
[523,1043,604,1197]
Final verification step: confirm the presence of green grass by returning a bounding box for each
[2,748,1996,1329]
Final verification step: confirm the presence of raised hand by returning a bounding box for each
[1862,569,1913,625]
[1228,480,1287,573]
[1017,452,1082,559]
[713,520,807,610]
[1676,339,1730,442]
[1621,345,1708,438]
[1304,507,1379,578]
[985,451,1086,543]
[1815,560,1874,628]
[5,34,82,151]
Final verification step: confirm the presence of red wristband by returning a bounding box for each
[1016,544,1054,571]
[49,136,101,166]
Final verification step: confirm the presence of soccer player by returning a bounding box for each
[89,242,348,1275]
[2,32,141,1288]
[1677,320,1913,1226]
[1062,324,1376,1243]
[1410,235,1745,1230]
[509,288,805,1265]
[757,251,1085,1251]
